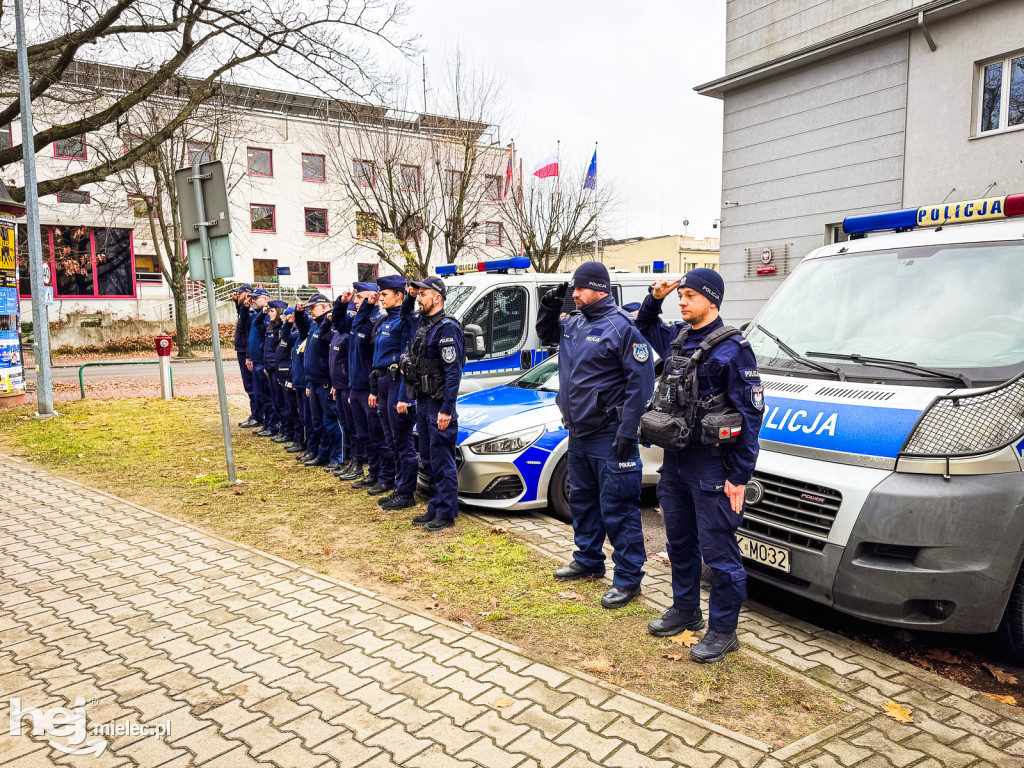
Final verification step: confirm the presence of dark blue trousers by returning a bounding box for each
[302,387,320,453]
[415,397,434,498]
[252,364,272,426]
[659,447,747,632]
[337,390,354,461]
[567,425,646,590]
[420,396,458,521]
[350,388,386,480]
[237,352,256,418]
[309,383,341,461]
[379,376,417,494]
[276,376,295,438]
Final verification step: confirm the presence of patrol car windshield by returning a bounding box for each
[747,241,1024,384]
[509,355,559,392]
[443,285,475,315]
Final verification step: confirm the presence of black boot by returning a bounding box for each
[690,630,740,664]
[305,455,329,467]
[367,481,395,496]
[648,607,706,637]
[285,444,306,454]
[381,493,416,511]
[272,433,291,443]
[351,475,378,489]
[297,450,315,462]
[554,560,605,581]
[337,462,365,481]
[601,585,641,609]
[412,510,435,527]
[239,418,260,428]
[255,428,276,437]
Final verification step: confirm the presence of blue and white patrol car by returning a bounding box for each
[452,353,662,521]
[736,192,1024,659]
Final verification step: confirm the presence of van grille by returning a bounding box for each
[763,380,808,394]
[815,386,894,401]
[741,471,842,552]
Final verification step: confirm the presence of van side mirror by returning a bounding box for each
[464,324,486,359]
[739,321,751,332]
[520,349,533,370]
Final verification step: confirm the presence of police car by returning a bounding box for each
[737,192,1024,659]
[433,257,682,392]
[452,351,662,521]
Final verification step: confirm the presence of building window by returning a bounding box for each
[246,147,273,177]
[357,263,379,282]
[0,124,11,150]
[129,195,158,219]
[250,204,276,233]
[684,262,697,271]
[400,164,421,192]
[447,169,464,197]
[484,221,503,246]
[484,174,501,200]
[979,54,1024,134]
[355,211,378,239]
[304,207,328,236]
[54,134,87,160]
[19,224,135,299]
[704,263,716,269]
[302,153,325,182]
[187,140,214,165]
[56,189,90,205]
[353,159,375,186]
[134,254,162,284]
[638,264,651,274]
[253,258,279,283]
[825,223,850,244]
[307,261,330,285]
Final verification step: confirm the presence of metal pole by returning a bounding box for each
[158,357,172,401]
[190,158,236,482]
[14,0,54,417]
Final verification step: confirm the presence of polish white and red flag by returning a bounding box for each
[533,152,559,179]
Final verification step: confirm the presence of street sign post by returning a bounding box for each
[175,159,237,483]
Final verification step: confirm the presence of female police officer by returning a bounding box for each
[635,268,763,663]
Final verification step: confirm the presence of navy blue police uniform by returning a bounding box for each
[401,276,463,528]
[296,294,342,466]
[260,300,288,437]
[329,298,355,468]
[635,269,762,660]
[271,306,297,444]
[245,288,271,429]
[539,262,655,607]
[233,285,258,425]
[290,309,315,457]
[348,284,387,487]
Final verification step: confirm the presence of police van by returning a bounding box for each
[432,257,682,392]
[737,193,1024,658]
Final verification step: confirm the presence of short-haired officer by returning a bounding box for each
[232,284,259,428]
[370,275,419,510]
[329,293,357,477]
[398,276,463,531]
[538,261,655,609]
[295,293,342,467]
[635,268,763,663]
[347,282,388,490]
[259,300,289,438]
[275,307,301,449]
[245,287,272,430]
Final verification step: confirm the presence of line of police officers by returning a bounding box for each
[231,261,761,664]
[231,274,464,532]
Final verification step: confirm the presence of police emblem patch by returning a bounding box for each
[633,343,650,363]
[441,346,457,364]
[751,385,765,411]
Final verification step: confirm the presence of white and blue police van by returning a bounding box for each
[448,196,1024,660]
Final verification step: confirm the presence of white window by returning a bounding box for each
[638,264,651,274]
[978,54,1024,134]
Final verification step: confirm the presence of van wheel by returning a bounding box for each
[549,458,572,524]
[999,561,1024,663]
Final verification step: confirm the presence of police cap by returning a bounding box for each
[268,300,288,309]
[353,281,377,294]
[410,275,447,298]
[377,275,407,292]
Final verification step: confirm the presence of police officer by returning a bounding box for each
[370,275,419,510]
[537,261,655,609]
[275,307,302,450]
[290,301,318,461]
[295,294,342,467]
[347,283,388,489]
[245,287,272,431]
[398,276,463,531]
[635,268,763,663]
[232,285,259,428]
[329,292,356,476]
[259,300,288,438]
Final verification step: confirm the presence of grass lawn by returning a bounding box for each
[0,396,852,744]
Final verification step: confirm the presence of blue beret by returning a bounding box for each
[283,307,294,316]
[377,275,407,291]
[268,300,287,309]
[251,287,270,297]
[307,293,330,305]
[353,281,377,293]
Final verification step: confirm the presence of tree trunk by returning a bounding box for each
[170,268,194,359]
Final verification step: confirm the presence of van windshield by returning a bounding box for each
[444,285,475,315]
[747,241,1024,384]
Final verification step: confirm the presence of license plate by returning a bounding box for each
[736,534,791,573]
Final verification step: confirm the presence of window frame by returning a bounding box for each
[354,159,376,187]
[357,263,379,282]
[133,253,163,284]
[483,174,502,200]
[306,260,331,286]
[186,140,214,166]
[484,221,503,246]
[400,164,421,192]
[22,224,137,299]
[976,52,1024,136]
[447,169,464,197]
[302,152,326,182]
[250,203,277,233]
[462,285,530,360]
[0,123,12,151]
[246,146,274,177]
[304,207,329,236]
[252,258,279,284]
[53,134,87,160]
[56,189,91,205]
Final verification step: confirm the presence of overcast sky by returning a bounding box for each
[405,0,727,242]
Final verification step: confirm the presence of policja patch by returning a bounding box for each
[751,385,764,411]
[633,343,650,363]
[441,346,457,364]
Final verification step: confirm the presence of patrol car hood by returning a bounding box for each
[456,386,559,438]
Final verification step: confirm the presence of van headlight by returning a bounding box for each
[901,372,1024,456]
[467,426,544,455]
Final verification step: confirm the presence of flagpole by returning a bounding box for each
[592,142,599,262]
[519,156,525,258]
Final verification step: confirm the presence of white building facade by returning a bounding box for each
[697,0,1024,324]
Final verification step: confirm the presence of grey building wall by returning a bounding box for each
[902,0,1024,205]
[718,36,909,324]
[726,0,932,74]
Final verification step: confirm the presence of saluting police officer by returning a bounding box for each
[537,261,655,609]
[232,285,259,428]
[347,283,388,490]
[295,293,343,467]
[635,268,763,663]
[245,287,272,431]
[398,276,463,531]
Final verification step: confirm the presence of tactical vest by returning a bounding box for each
[400,312,445,399]
[640,324,744,451]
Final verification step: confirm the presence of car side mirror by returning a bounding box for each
[520,349,533,371]
[464,324,486,359]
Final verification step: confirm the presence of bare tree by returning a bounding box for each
[0,0,414,202]
[499,162,616,273]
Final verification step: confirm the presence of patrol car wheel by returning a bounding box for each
[549,458,572,524]
[998,561,1024,663]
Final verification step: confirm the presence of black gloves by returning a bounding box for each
[613,434,638,461]
[542,282,569,309]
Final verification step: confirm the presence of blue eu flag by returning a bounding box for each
[584,150,597,190]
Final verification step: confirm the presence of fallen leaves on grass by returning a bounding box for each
[460,619,475,630]
[924,649,961,665]
[669,630,699,648]
[490,525,508,534]
[425,601,439,610]
[983,693,1017,705]
[663,654,684,661]
[492,698,514,708]
[557,591,585,601]
[910,657,935,671]
[488,596,499,609]
[982,663,1019,685]
[882,700,913,723]
[581,657,615,674]
[800,701,812,710]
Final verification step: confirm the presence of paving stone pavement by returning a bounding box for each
[2,453,1023,768]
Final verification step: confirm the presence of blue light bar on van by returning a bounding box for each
[435,257,531,276]
[843,193,1024,235]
